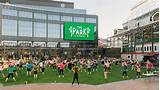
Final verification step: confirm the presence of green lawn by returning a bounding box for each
[0,64,146,86]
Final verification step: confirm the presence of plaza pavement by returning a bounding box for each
[0,78,158,90]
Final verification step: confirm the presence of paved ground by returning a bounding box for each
[0,78,158,90]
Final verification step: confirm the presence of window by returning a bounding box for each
[147,46,149,51]
[2,9,17,16]
[2,19,17,36]
[34,13,46,20]
[140,47,142,51]
[154,46,157,51]
[48,24,60,38]
[86,18,96,23]
[48,15,60,21]
[19,21,32,37]
[144,47,146,51]
[19,11,32,18]
[73,17,85,22]
[61,24,63,38]
[150,46,152,51]
[61,16,72,21]
[34,22,46,37]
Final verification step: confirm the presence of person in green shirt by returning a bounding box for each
[5,65,16,82]
[72,64,80,85]
[13,65,18,76]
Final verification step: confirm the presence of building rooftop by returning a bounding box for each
[0,0,74,8]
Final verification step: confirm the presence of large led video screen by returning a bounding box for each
[63,22,95,41]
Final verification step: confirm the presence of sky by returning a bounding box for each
[56,0,141,39]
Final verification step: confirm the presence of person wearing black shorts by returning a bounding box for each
[39,61,45,75]
[13,65,18,76]
[33,64,38,79]
[122,61,128,79]
[68,61,74,71]
[26,62,33,76]
[5,65,16,82]
[53,62,57,71]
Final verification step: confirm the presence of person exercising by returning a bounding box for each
[72,64,80,85]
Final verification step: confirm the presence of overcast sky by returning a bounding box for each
[57,0,141,39]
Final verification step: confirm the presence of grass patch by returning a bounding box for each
[0,64,146,86]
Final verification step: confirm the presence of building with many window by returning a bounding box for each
[106,0,159,61]
[0,0,98,58]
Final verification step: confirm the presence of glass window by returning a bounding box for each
[48,24,60,38]
[150,46,152,51]
[61,24,63,38]
[19,21,32,37]
[86,18,96,23]
[147,46,149,51]
[34,13,46,20]
[48,15,60,21]
[74,17,85,22]
[16,4,86,14]
[2,19,17,36]
[154,46,157,51]
[61,16,72,21]
[34,22,46,37]
[19,11,32,18]
[2,9,17,16]
[144,47,146,51]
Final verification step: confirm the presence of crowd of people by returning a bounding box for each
[0,56,157,85]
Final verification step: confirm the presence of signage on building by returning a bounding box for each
[2,41,17,46]
[33,42,46,47]
[18,41,32,47]
[63,22,95,41]
[47,42,57,47]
